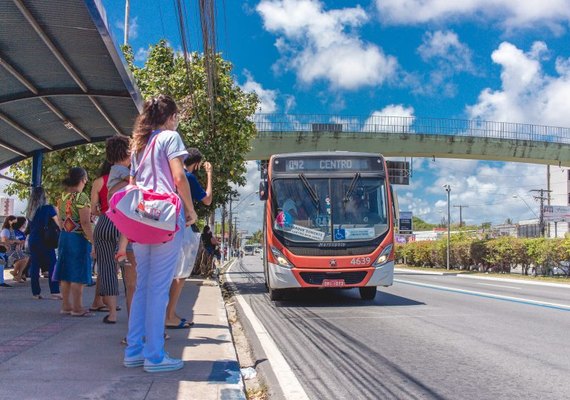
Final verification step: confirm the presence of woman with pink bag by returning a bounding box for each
[122,94,197,373]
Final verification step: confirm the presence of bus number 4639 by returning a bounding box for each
[350,257,370,265]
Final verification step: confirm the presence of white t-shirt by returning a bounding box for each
[130,130,188,194]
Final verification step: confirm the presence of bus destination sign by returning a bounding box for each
[275,157,383,173]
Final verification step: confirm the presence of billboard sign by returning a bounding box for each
[543,205,570,222]
[399,211,413,234]
[0,198,14,216]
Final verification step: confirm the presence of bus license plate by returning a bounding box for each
[322,279,345,287]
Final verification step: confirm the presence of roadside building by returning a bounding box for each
[518,219,541,238]
[547,167,570,238]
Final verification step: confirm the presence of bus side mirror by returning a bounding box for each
[259,181,268,201]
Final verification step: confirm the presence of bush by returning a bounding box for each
[397,235,567,275]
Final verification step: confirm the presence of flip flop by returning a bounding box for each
[89,306,109,312]
[103,315,116,324]
[89,306,121,312]
[70,310,93,317]
[165,320,191,329]
[60,309,72,315]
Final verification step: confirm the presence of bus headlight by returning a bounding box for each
[270,246,293,269]
[373,244,393,267]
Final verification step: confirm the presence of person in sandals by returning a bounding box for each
[54,167,94,317]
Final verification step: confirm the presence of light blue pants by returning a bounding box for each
[125,217,184,363]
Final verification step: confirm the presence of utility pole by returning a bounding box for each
[234,216,238,252]
[443,185,451,270]
[221,203,226,263]
[530,189,551,237]
[453,204,469,227]
[124,0,130,46]
[228,198,233,258]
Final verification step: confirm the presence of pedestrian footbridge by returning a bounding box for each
[246,114,570,166]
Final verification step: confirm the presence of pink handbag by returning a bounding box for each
[106,133,182,244]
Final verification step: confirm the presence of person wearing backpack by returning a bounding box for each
[122,94,197,373]
[26,186,61,299]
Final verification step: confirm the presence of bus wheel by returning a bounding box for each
[269,287,284,301]
[359,286,377,300]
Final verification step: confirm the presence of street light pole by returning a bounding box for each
[443,184,451,270]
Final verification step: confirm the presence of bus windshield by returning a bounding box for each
[272,177,389,243]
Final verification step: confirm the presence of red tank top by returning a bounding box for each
[99,175,110,213]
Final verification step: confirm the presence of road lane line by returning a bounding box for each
[226,260,310,400]
[476,283,521,290]
[394,279,570,311]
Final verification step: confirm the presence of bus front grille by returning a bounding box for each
[299,271,368,285]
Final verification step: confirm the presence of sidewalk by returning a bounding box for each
[0,271,245,400]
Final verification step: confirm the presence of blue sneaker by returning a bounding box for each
[123,353,145,368]
[143,354,184,373]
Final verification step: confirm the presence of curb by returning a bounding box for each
[456,274,570,289]
[395,267,452,276]
[224,259,310,400]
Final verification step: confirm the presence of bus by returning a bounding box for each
[259,152,398,301]
[244,245,255,256]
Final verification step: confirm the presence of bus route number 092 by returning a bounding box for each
[288,160,304,170]
[350,257,370,266]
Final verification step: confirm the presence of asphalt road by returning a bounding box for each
[229,256,570,400]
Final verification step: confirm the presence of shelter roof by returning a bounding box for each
[0,0,142,169]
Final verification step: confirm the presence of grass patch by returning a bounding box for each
[396,264,570,284]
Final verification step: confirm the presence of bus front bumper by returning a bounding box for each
[268,261,394,289]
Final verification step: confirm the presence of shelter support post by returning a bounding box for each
[31,151,43,187]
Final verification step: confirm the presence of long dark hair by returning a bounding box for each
[1,215,16,230]
[132,94,178,153]
[14,217,27,231]
[62,167,87,187]
[26,186,47,220]
[97,160,113,178]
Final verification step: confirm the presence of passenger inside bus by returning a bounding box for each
[339,187,384,225]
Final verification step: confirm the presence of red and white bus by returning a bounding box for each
[259,152,398,300]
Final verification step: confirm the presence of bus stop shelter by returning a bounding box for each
[0,0,142,186]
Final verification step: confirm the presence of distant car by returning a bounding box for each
[551,263,570,276]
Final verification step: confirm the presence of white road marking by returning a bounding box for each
[395,279,570,311]
[226,260,310,400]
[476,283,521,290]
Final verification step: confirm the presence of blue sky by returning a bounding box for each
[93,0,570,233]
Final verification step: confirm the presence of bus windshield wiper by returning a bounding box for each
[299,173,321,211]
[344,172,361,202]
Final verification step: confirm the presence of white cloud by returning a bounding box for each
[417,158,546,225]
[467,41,570,128]
[414,30,476,97]
[115,17,139,41]
[257,0,398,90]
[418,31,475,72]
[129,17,139,40]
[363,104,415,133]
[134,47,149,63]
[232,161,263,234]
[284,95,296,113]
[376,0,570,30]
[240,71,278,113]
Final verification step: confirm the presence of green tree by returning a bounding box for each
[6,40,259,218]
[247,229,263,245]
[123,41,259,217]
[412,216,436,231]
